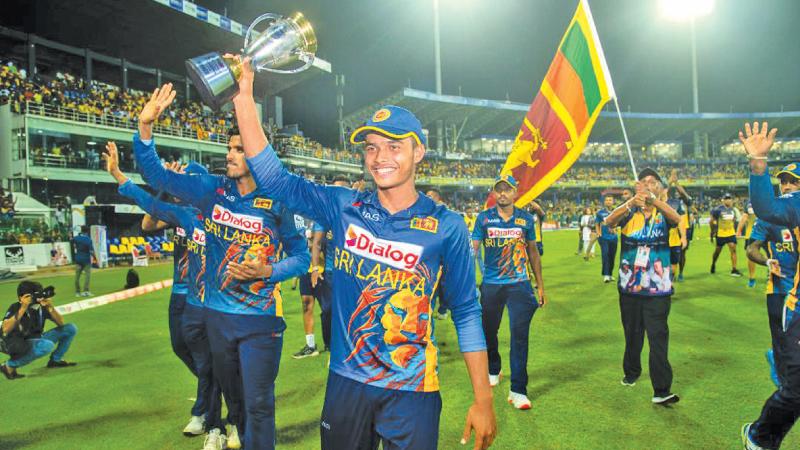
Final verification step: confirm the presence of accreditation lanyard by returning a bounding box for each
[634,209,658,268]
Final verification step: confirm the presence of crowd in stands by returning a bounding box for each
[0,186,15,222]
[0,60,235,142]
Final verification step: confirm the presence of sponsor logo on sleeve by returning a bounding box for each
[410,217,439,233]
[253,198,273,210]
[345,224,423,270]
[212,204,263,234]
[782,229,793,243]
[176,227,187,237]
[487,227,523,239]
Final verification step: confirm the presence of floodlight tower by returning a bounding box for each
[660,0,714,156]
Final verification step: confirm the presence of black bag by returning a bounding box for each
[0,334,31,357]
[125,268,140,289]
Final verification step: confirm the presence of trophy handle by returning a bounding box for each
[259,51,315,74]
[243,13,284,50]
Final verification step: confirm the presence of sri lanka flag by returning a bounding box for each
[495,0,615,207]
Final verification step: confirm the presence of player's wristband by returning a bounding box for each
[766,258,778,267]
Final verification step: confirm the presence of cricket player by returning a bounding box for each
[231,57,496,450]
[133,84,310,450]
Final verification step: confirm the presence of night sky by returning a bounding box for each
[7,0,800,145]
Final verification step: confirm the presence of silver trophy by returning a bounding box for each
[186,12,317,110]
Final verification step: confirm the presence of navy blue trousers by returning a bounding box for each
[480,282,538,395]
[751,309,800,449]
[599,238,618,277]
[320,372,442,450]
[182,303,224,429]
[205,308,284,450]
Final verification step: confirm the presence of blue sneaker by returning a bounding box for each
[766,350,781,388]
[748,279,756,288]
[677,273,684,282]
[741,423,765,449]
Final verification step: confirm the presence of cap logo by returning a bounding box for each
[372,108,391,123]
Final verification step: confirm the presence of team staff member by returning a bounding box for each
[595,194,618,283]
[742,121,800,449]
[603,168,681,406]
[747,163,800,390]
[710,193,743,277]
[738,201,759,288]
[104,143,228,449]
[133,84,310,450]
[232,56,496,449]
[472,175,547,410]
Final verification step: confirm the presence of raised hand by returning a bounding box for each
[102,141,128,184]
[102,141,120,174]
[139,83,177,126]
[164,161,187,174]
[224,54,255,101]
[739,121,778,159]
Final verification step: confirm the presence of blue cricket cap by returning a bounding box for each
[776,163,800,180]
[350,105,427,147]
[493,174,518,189]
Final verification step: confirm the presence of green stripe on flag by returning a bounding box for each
[559,24,601,114]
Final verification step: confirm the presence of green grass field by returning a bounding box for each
[0,228,795,449]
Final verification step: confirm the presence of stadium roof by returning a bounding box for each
[343,88,800,146]
[1,0,332,97]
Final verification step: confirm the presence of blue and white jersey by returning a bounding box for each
[471,207,537,285]
[247,145,485,392]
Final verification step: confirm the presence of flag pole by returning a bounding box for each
[613,97,637,178]
[581,0,636,179]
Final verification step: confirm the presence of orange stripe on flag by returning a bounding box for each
[545,51,589,135]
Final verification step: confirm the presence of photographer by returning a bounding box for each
[1,281,78,380]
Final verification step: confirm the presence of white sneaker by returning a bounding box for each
[489,372,502,387]
[183,415,205,436]
[507,391,532,410]
[203,429,227,450]
[603,276,611,283]
[227,425,241,449]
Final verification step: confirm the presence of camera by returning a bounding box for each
[32,285,56,303]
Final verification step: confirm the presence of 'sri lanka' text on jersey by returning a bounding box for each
[472,207,537,285]
[246,145,485,393]
[118,180,207,306]
[750,217,798,296]
[133,134,310,321]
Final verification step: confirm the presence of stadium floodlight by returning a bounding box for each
[659,0,714,21]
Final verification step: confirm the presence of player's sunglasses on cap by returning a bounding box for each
[722,193,733,199]
[493,174,518,189]
[637,167,663,184]
[349,105,427,147]
[776,163,800,181]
